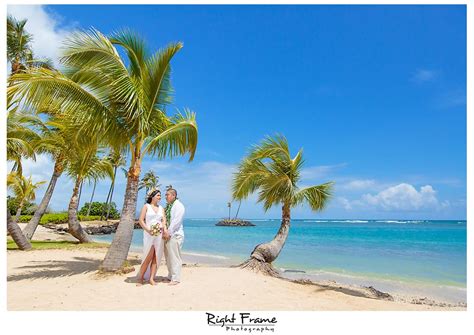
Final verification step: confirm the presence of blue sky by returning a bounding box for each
[7,5,466,219]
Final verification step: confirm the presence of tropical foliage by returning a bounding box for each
[8,28,198,267]
[79,202,120,219]
[18,213,102,225]
[7,172,46,222]
[139,170,160,194]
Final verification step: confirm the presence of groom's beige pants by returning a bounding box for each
[164,234,183,282]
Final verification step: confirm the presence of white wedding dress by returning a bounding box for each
[141,203,165,280]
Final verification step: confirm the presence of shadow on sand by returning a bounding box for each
[7,257,102,282]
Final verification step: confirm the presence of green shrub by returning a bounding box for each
[17,213,102,224]
[7,196,35,215]
[78,201,120,219]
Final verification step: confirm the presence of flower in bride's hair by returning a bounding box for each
[147,188,157,198]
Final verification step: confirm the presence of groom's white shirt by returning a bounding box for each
[168,199,185,237]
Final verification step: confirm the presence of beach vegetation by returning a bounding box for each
[8,28,198,270]
[18,213,102,225]
[21,116,80,240]
[64,140,113,243]
[7,172,46,223]
[79,202,120,219]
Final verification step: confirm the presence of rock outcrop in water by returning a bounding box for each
[216,219,255,226]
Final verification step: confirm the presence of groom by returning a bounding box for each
[163,187,185,286]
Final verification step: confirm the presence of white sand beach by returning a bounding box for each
[7,225,465,311]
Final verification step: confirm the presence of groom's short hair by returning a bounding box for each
[168,188,177,198]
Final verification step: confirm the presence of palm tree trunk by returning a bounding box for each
[67,178,91,243]
[23,159,63,240]
[86,179,97,217]
[101,169,115,220]
[101,184,112,220]
[239,203,291,276]
[100,181,113,221]
[234,201,241,219]
[7,211,32,250]
[101,161,141,272]
[77,180,83,210]
[106,180,116,221]
[11,60,21,75]
[14,200,24,223]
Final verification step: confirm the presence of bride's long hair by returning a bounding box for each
[146,190,161,204]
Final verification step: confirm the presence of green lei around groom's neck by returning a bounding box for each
[165,199,176,228]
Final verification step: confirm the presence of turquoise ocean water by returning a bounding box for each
[94,219,467,302]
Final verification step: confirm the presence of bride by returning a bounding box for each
[136,189,167,286]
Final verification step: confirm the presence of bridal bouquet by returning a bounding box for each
[150,224,162,236]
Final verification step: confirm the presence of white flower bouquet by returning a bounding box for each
[150,224,162,236]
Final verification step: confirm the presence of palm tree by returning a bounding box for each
[100,150,126,221]
[7,172,46,222]
[234,200,242,219]
[7,106,43,175]
[139,170,160,194]
[232,135,334,276]
[22,116,77,240]
[85,180,98,217]
[7,15,33,74]
[8,28,198,271]
[6,173,32,251]
[7,211,31,250]
[7,15,52,75]
[65,141,113,243]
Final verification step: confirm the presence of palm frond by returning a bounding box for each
[144,109,198,161]
[110,29,147,79]
[247,134,291,163]
[143,42,183,116]
[293,182,334,211]
[232,159,269,200]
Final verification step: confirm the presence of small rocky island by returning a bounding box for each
[216,219,255,227]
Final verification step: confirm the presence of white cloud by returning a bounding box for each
[361,183,440,211]
[300,163,346,180]
[7,154,76,210]
[139,160,238,218]
[339,179,376,191]
[7,153,54,188]
[411,69,437,83]
[337,197,353,210]
[7,5,74,66]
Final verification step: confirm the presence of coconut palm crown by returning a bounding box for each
[232,135,333,276]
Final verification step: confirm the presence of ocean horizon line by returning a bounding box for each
[187,218,467,221]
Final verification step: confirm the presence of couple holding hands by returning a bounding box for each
[136,187,185,286]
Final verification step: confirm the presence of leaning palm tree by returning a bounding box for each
[22,116,76,239]
[7,211,31,250]
[138,170,160,194]
[65,141,113,243]
[232,135,334,276]
[7,172,46,222]
[6,173,32,250]
[8,28,198,271]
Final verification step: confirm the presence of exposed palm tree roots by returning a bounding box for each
[239,257,281,277]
